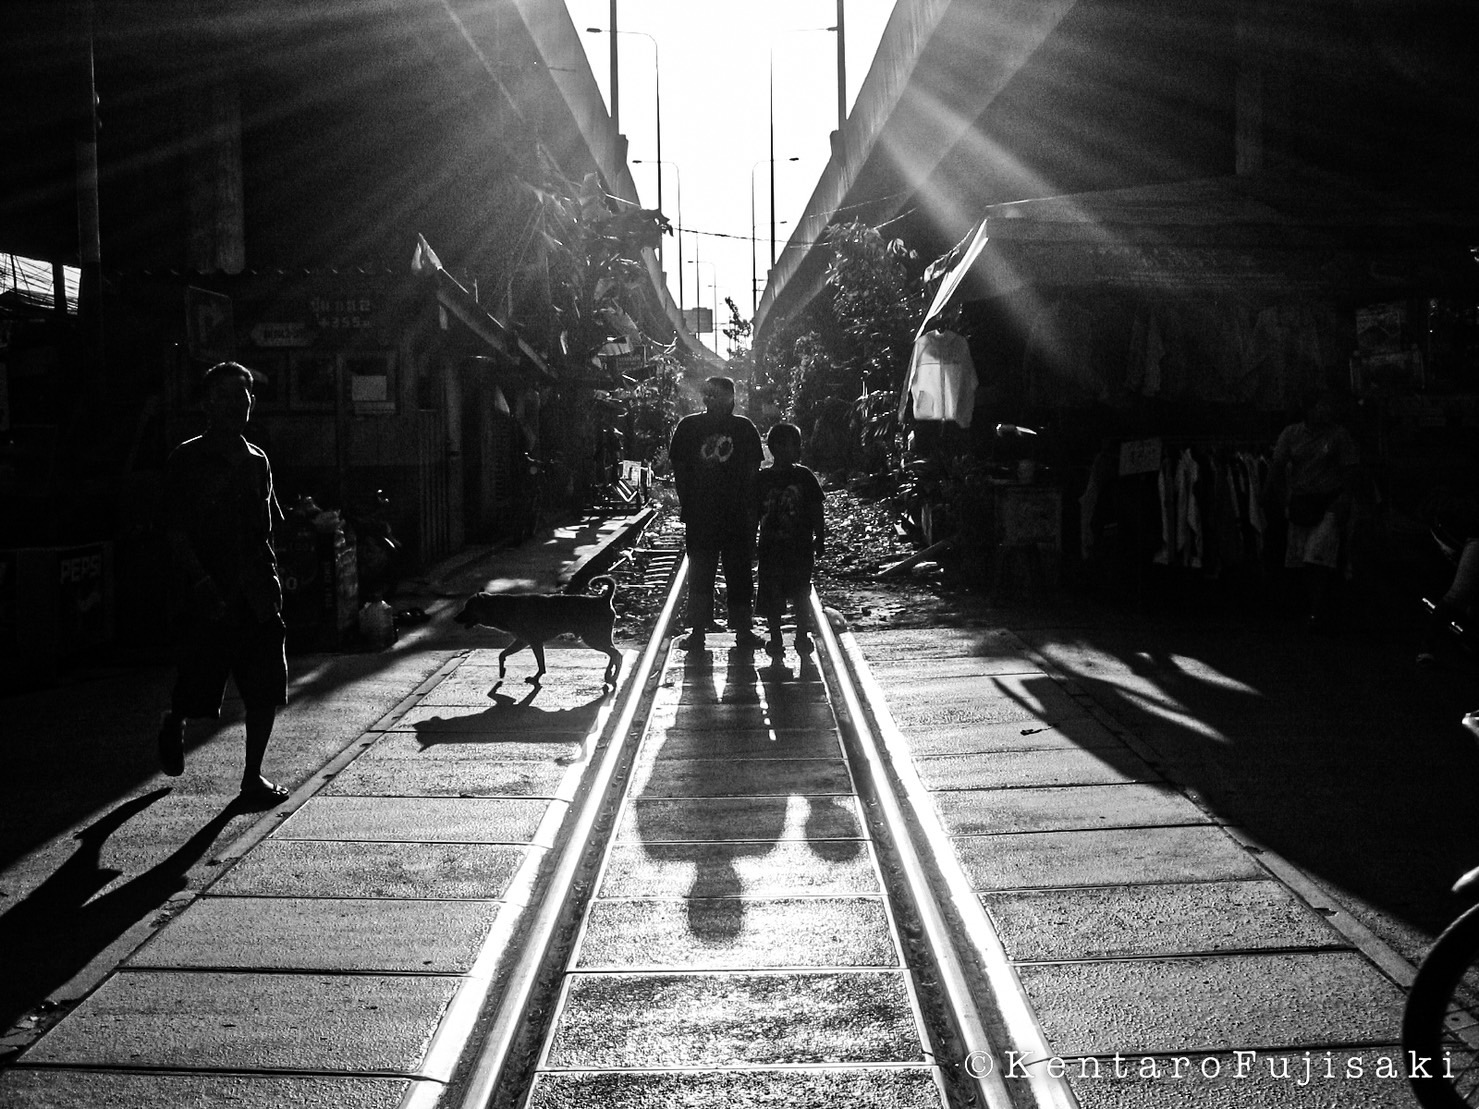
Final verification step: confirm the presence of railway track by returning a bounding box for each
[431,554,1072,1109]
[3,538,1423,1108]
[435,549,1422,1108]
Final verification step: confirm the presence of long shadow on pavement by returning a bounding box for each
[0,790,247,1037]
[408,686,612,751]
[0,516,638,877]
[629,649,859,946]
[1015,601,1479,950]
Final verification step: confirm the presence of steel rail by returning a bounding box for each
[449,556,688,1109]
[440,565,1028,1109]
[824,601,1081,1109]
[809,590,1020,1109]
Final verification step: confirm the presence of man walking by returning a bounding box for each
[156,361,289,805]
[669,376,766,650]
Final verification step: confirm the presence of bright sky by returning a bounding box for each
[563,1,895,354]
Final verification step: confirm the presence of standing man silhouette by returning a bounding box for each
[156,362,289,805]
[669,376,766,650]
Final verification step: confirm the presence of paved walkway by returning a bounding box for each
[0,512,646,1085]
[1,647,625,1108]
[2,518,1471,1107]
[859,624,1423,1106]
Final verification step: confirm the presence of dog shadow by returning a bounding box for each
[489,683,544,710]
[411,686,611,763]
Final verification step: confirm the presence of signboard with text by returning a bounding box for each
[1119,437,1163,476]
[310,295,376,332]
[250,321,312,348]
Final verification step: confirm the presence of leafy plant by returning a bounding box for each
[822,223,923,397]
[852,387,900,476]
[509,149,670,368]
[756,221,924,475]
[721,296,752,357]
[609,348,683,462]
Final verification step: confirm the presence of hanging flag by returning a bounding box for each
[411,233,442,277]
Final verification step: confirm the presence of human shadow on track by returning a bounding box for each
[632,648,857,946]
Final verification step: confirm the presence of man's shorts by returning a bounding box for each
[172,611,288,718]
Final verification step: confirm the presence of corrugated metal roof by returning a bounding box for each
[0,253,78,315]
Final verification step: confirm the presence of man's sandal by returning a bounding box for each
[238,780,290,807]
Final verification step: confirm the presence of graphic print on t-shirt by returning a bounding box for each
[760,482,807,546]
[699,433,735,465]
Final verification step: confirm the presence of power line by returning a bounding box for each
[674,190,920,249]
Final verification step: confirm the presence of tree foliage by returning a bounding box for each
[495,148,673,497]
[609,347,683,464]
[721,296,752,357]
[510,149,671,367]
[822,221,923,392]
[753,221,924,473]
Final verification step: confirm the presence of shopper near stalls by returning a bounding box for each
[1264,390,1361,630]
[156,361,290,806]
[669,376,766,650]
[755,422,827,661]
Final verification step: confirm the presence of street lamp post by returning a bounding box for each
[690,232,700,334]
[632,158,682,310]
[835,0,847,133]
[766,18,845,272]
[587,27,663,267]
[608,0,618,133]
[689,260,718,353]
[769,22,840,270]
[768,52,776,270]
[750,157,798,314]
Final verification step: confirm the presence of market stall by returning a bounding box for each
[906,172,1479,601]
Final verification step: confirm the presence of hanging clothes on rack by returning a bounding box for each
[1146,441,1271,574]
[1202,454,1241,578]
[1153,455,1176,565]
[1078,446,1118,561]
[898,329,978,428]
[1174,448,1203,569]
[1235,451,1268,560]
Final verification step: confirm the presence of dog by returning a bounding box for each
[454,576,623,686]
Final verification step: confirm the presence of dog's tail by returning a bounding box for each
[586,575,617,598]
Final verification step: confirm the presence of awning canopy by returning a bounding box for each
[412,234,554,381]
[920,174,1479,329]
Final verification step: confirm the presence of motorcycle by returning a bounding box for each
[346,489,405,601]
[1403,863,1479,1107]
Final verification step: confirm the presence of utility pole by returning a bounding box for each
[75,0,103,383]
[836,0,847,132]
[608,0,619,133]
[751,176,757,317]
[768,52,776,270]
[595,29,662,269]
[653,53,662,270]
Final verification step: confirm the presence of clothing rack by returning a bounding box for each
[1155,435,1270,457]
[1082,436,1274,604]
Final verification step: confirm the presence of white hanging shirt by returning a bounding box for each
[899,329,979,428]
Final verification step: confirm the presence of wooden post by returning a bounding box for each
[74,0,103,381]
